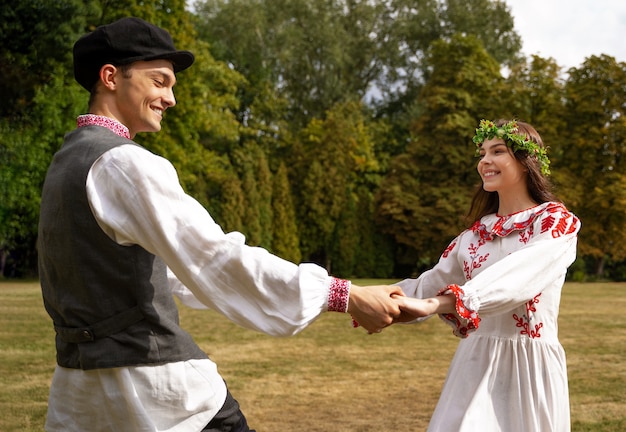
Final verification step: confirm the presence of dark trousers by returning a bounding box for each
[202,389,255,432]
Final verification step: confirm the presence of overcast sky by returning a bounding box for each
[502,0,626,70]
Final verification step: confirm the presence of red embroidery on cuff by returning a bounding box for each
[442,241,457,258]
[439,284,480,338]
[328,277,350,313]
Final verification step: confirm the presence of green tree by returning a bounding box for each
[0,0,247,276]
[0,120,44,276]
[440,0,522,66]
[229,142,275,247]
[503,54,570,211]
[271,163,301,262]
[376,35,505,270]
[352,186,396,278]
[0,0,94,276]
[256,151,274,248]
[503,55,565,132]
[374,0,521,110]
[0,67,87,276]
[195,0,522,128]
[559,55,626,275]
[291,101,380,272]
[196,0,397,128]
[216,173,246,234]
[0,0,97,119]
[329,189,360,277]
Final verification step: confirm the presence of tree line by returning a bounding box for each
[2,0,626,280]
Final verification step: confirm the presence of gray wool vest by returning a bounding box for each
[38,125,208,370]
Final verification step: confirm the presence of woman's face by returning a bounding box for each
[477,138,528,195]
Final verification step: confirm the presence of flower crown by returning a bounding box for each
[472,119,551,175]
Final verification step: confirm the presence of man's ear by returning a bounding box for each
[99,64,119,91]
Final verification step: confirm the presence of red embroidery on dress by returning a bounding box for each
[469,220,482,231]
[512,293,543,338]
[540,214,555,233]
[439,284,480,338]
[537,205,579,239]
[464,237,489,280]
[493,215,535,237]
[442,241,457,258]
[567,216,579,234]
[518,222,533,244]
[552,216,570,238]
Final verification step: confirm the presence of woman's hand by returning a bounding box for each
[395,294,456,318]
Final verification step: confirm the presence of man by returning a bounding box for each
[38,17,404,431]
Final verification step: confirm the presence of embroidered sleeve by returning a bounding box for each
[451,204,580,318]
[437,284,481,338]
[396,234,467,301]
[327,277,351,313]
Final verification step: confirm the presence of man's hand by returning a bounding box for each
[347,284,404,334]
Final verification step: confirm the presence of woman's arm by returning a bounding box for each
[395,294,456,318]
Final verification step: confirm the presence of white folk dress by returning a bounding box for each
[398,201,580,432]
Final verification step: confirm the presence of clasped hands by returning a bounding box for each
[347,284,440,334]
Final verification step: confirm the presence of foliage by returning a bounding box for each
[0,0,93,276]
[373,0,521,133]
[230,142,273,247]
[0,0,95,118]
[0,52,87,277]
[2,0,626,279]
[376,35,504,265]
[196,0,397,128]
[502,54,567,198]
[559,55,626,274]
[503,55,566,132]
[290,101,382,274]
[439,0,522,66]
[270,163,301,263]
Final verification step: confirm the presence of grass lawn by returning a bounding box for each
[0,280,625,431]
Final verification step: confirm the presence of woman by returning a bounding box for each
[397,119,580,431]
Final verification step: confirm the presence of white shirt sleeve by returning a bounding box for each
[86,144,332,336]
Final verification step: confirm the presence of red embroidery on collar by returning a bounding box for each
[77,114,131,139]
[471,202,570,240]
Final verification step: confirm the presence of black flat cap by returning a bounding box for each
[73,17,195,91]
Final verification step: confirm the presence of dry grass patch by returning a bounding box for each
[0,280,625,431]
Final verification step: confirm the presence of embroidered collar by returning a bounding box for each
[77,114,131,139]
[470,202,565,239]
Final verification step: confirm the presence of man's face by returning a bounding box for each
[113,59,177,137]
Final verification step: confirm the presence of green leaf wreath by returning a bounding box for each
[472,119,551,176]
